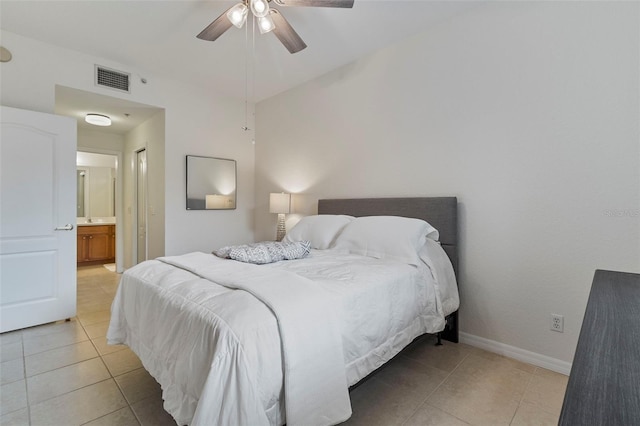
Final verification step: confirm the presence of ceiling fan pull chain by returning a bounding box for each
[252,14,257,132]
[242,14,251,132]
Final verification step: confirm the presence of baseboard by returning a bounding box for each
[459,332,572,376]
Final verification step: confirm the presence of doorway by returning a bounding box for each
[76,151,120,270]
[54,85,165,271]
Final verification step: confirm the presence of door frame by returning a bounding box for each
[77,147,124,273]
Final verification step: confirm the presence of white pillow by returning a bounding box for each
[283,215,354,249]
[332,216,439,265]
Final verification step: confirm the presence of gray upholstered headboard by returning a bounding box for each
[318,197,458,276]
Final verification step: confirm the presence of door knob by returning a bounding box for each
[55,224,74,231]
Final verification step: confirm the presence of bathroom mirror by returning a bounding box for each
[77,166,116,218]
[77,170,86,218]
[186,155,237,210]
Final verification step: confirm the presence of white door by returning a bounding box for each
[0,106,77,333]
[136,149,147,264]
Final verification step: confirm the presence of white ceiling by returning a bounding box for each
[1,0,479,103]
[2,1,479,134]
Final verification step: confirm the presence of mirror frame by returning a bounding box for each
[186,155,237,210]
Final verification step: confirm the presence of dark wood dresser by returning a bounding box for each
[559,269,640,425]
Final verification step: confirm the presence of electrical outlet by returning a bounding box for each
[551,314,564,332]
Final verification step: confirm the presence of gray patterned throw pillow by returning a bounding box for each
[213,241,311,264]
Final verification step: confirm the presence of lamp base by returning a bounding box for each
[276,213,286,241]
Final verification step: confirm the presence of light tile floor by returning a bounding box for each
[1,265,569,426]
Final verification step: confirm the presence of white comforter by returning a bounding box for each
[107,243,458,426]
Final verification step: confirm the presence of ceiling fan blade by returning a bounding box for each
[196,6,234,42]
[270,9,307,54]
[273,0,354,8]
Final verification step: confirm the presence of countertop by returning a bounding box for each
[77,218,116,226]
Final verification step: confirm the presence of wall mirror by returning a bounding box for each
[186,155,237,210]
[77,166,116,218]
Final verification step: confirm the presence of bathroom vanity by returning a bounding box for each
[77,222,115,265]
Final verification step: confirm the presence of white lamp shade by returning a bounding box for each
[250,0,269,18]
[269,193,291,214]
[227,3,248,28]
[257,14,275,34]
[206,194,226,209]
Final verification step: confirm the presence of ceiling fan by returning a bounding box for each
[197,0,354,54]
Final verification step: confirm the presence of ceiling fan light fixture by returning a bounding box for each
[85,114,112,127]
[227,3,249,28]
[258,14,276,34]
[197,0,355,53]
[250,0,270,18]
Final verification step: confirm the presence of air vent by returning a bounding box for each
[95,65,130,93]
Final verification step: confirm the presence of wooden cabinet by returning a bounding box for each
[108,227,115,260]
[77,225,115,265]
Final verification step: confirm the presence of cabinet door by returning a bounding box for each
[88,233,110,261]
[77,235,90,262]
[108,225,116,259]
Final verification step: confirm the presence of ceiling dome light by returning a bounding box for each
[85,114,112,126]
[250,0,269,18]
[227,2,248,28]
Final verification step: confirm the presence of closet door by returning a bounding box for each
[136,149,147,264]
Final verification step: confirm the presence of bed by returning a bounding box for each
[107,197,459,426]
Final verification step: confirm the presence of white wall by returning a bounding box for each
[122,111,165,268]
[77,129,124,155]
[0,30,256,259]
[255,1,640,365]
[162,85,256,255]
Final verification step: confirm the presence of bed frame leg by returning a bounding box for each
[436,333,443,346]
[440,311,459,344]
